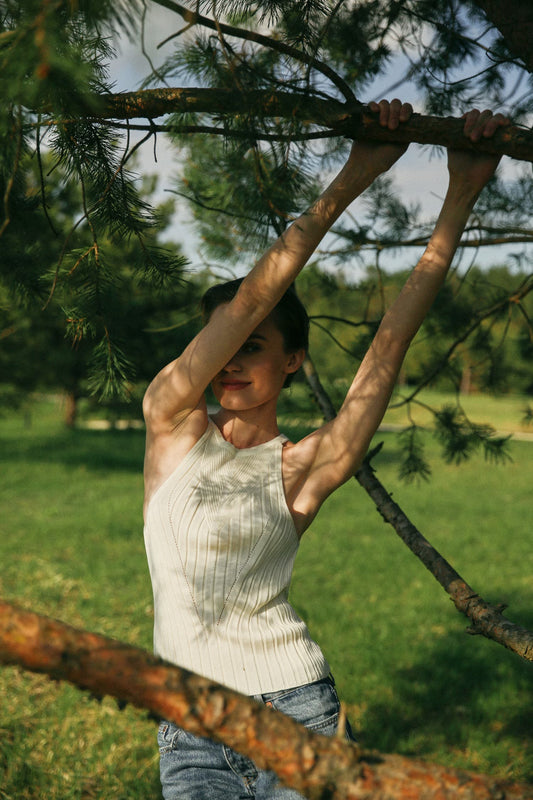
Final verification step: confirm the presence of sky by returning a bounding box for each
[106,4,531,279]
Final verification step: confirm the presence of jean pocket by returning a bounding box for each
[158,721,184,754]
[267,679,341,736]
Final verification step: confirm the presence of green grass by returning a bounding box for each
[382,387,533,434]
[0,396,532,798]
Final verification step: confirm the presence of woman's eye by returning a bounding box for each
[240,343,260,354]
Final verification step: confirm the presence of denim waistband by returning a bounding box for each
[252,673,335,704]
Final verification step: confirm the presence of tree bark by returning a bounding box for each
[0,600,531,800]
[63,390,78,429]
[95,90,533,164]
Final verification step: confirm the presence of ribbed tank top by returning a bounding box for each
[143,419,329,695]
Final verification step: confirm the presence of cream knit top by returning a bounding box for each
[143,418,329,695]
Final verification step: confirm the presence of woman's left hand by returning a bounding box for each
[447,108,510,191]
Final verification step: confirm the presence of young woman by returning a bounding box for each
[143,99,507,800]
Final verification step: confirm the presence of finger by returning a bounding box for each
[370,98,413,129]
[464,108,496,142]
[481,112,510,138]
[462,108,481,140]
[399,102,413,123]
[387,97,402,129]
[367,99,387,125]
[376,98,390,127]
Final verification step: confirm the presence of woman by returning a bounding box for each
[143,99,507,799]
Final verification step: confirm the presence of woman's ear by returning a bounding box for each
[285,348,306,375]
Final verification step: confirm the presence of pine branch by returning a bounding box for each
[300,352,533,664]
[150,0,357,102]
[1,600,532,800]
[94,89,533,163]
[92,119,339,141]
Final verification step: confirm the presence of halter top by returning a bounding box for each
[143,419,329,694]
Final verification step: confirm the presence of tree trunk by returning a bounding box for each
[63,390,78,429]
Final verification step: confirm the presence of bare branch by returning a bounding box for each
[354,461,533,663]
[299,341,533,664]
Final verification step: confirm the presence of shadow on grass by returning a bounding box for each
[0,427,146,472]
[360,607,533,774]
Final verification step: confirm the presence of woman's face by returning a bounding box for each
[211,315,304,412]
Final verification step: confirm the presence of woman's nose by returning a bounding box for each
[222,354,241,373]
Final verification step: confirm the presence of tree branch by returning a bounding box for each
[150,0,357,102]
[1,600,531,800]
[354,461,533,662]
[95,89,533,163]
[300,352,533,664]
[325,226,533,253]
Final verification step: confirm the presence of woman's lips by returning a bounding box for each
[220,380,250,391]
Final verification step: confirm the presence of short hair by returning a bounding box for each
[201,278,309,387]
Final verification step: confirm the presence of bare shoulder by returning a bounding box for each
[143,401,209,519]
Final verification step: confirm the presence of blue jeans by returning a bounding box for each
[158,675,355,799]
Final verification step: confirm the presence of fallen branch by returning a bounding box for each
[0,600,531,800]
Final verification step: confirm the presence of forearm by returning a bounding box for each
[377,178,480,349]
[235,153,379,322]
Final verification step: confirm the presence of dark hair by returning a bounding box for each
[201,278,309,387]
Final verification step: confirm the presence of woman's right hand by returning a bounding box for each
[348,98,413,176]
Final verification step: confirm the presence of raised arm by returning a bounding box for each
[143,100,413,431]
[291,109,509,519]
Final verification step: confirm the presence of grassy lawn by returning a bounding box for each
[383,387,533,435]
[0,396,531,798]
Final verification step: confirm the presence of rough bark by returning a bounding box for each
[1,600,531,800]
[96,90,533,163]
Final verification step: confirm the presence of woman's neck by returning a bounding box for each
[211,407,280,449]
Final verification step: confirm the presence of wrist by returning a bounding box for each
[443,179,480,213]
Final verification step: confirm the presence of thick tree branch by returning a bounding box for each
[1,600,531,800]
[95,89,533,163]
